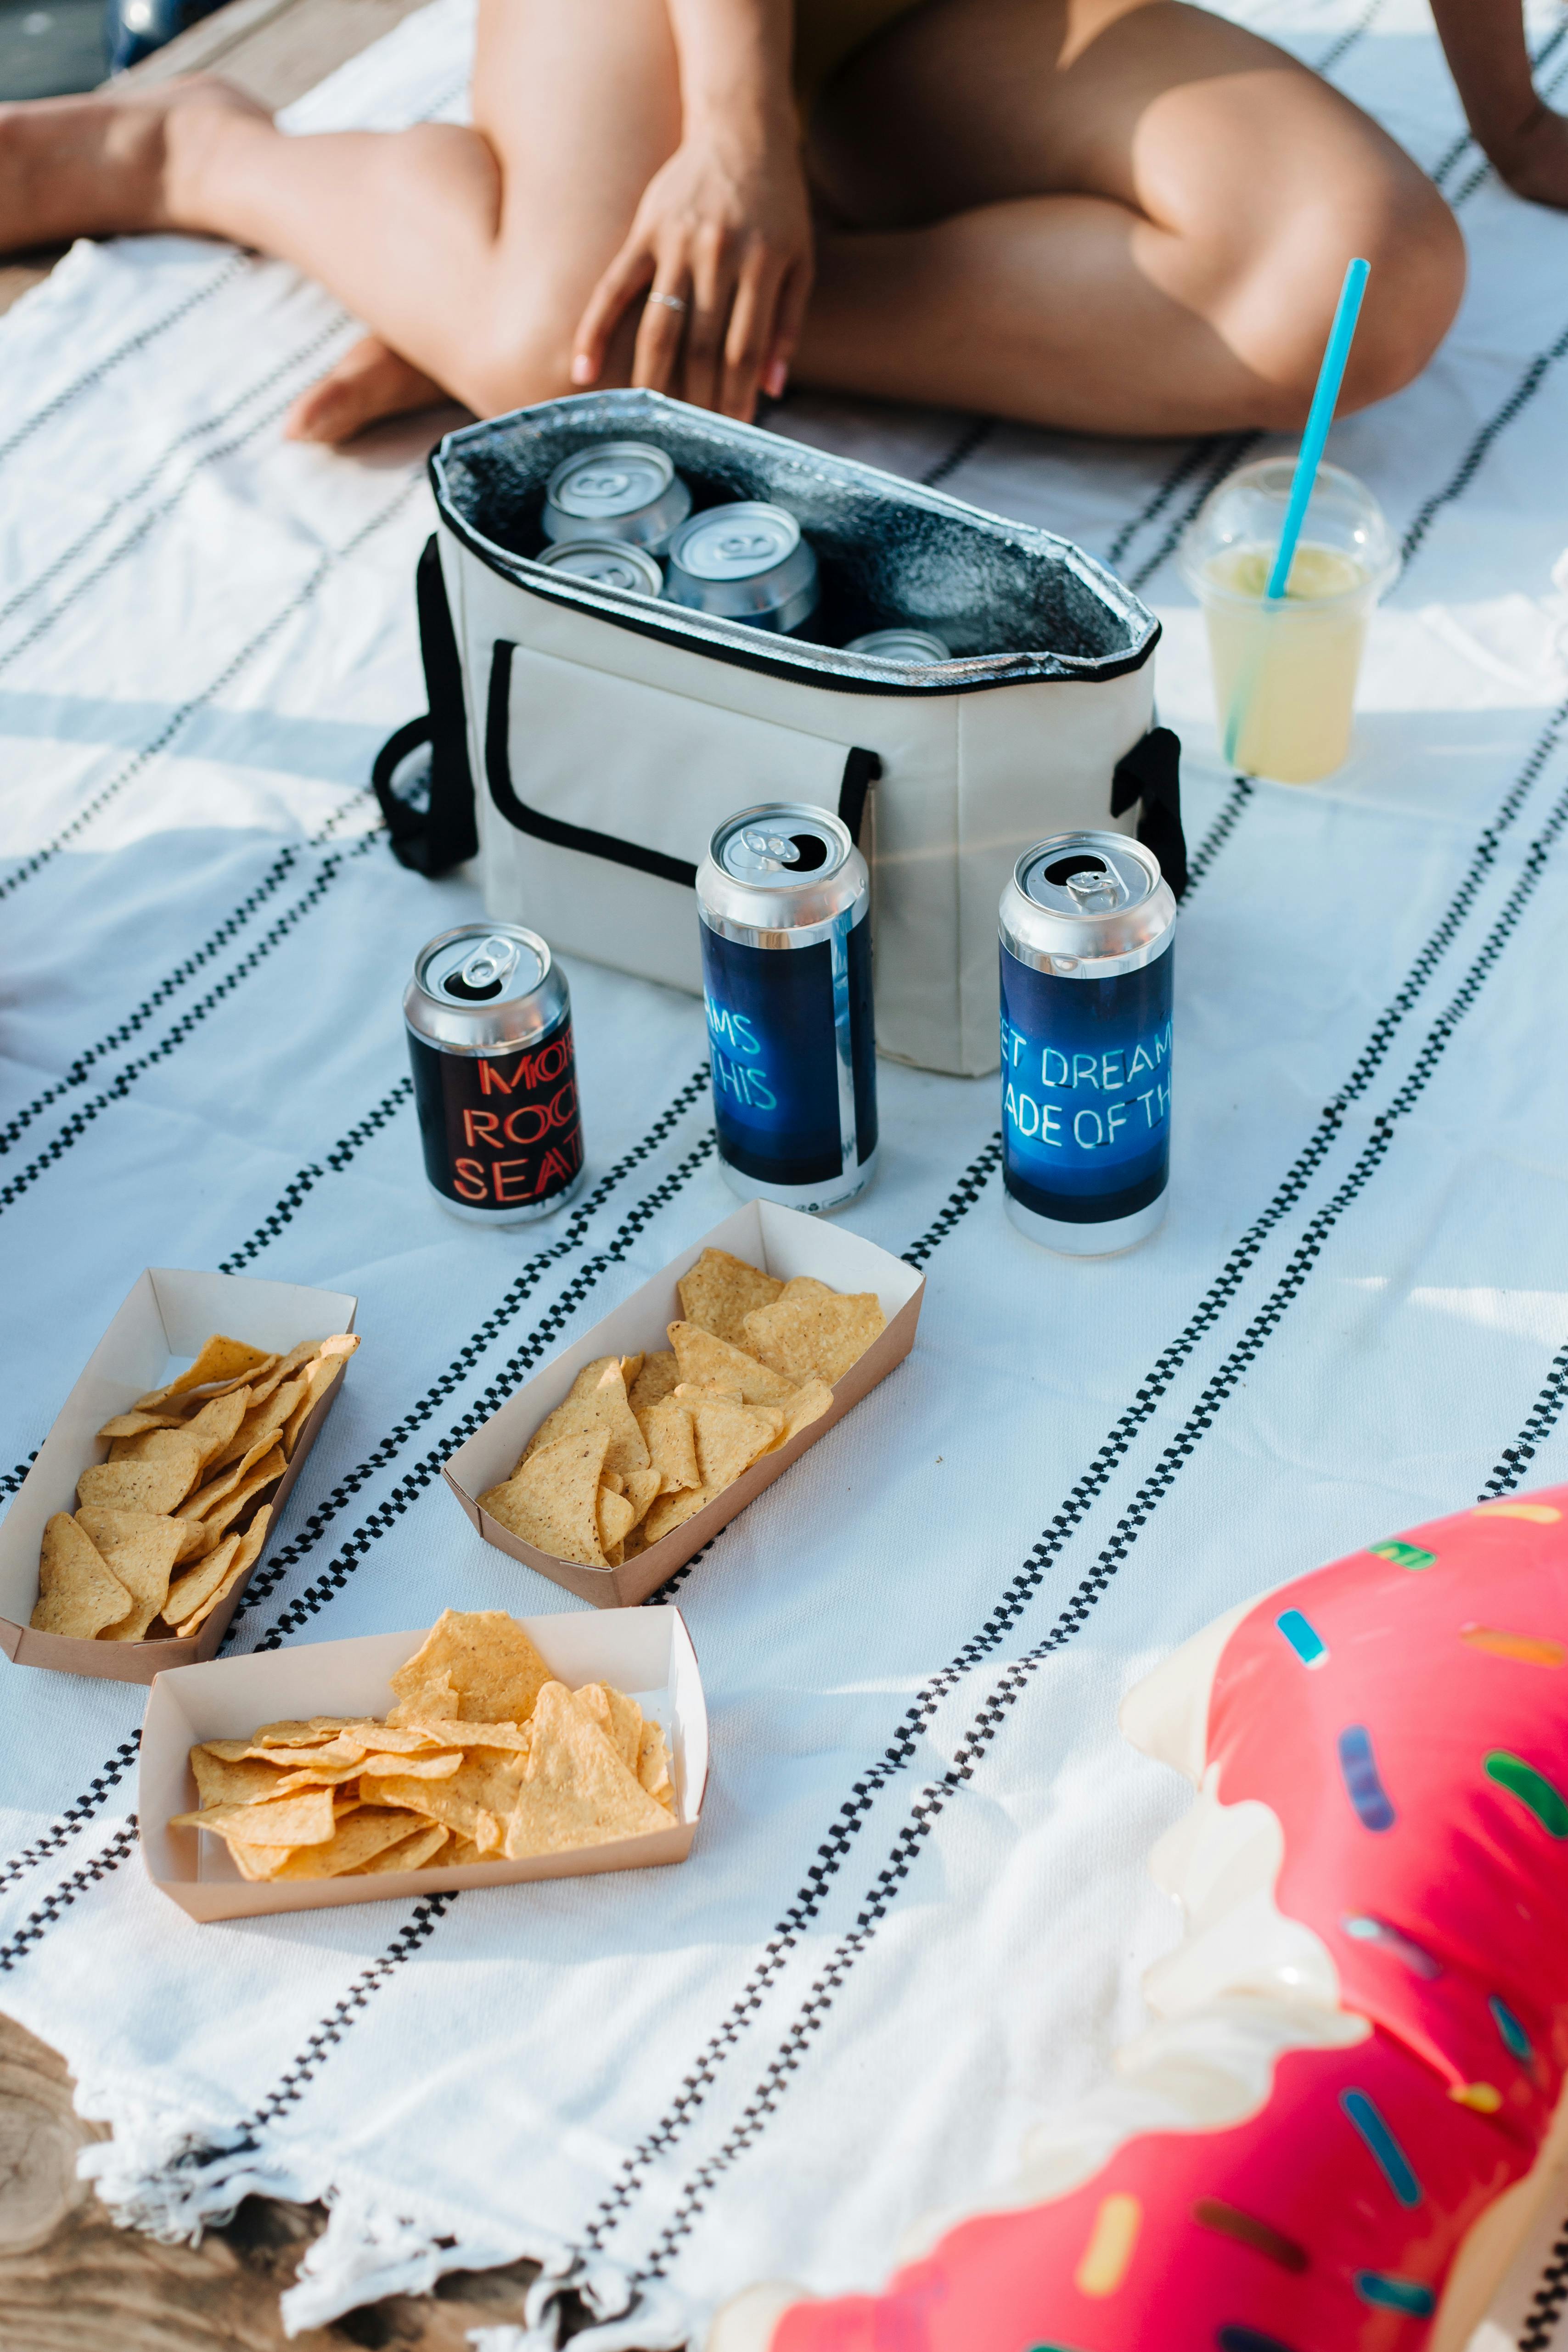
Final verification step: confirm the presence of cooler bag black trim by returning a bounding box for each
[1111,724,1186,898]
[483,636,881,889]
[370,533,478,876]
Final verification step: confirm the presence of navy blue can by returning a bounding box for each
[999,831,1175,1255]
[697,804,877,1212]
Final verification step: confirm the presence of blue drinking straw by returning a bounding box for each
[1223,255,1370,766]
[1265,256,1371,600]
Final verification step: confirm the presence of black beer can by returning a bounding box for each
[403,924,585,1227]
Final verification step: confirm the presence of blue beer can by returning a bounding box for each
[998,831,1175,1255]
[697,803,877,1212]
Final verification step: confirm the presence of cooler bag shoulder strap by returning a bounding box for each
[1110,724,1186,898]
[371,533,478,876]
[483,636,880,887]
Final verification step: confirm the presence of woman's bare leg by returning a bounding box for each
[0,0,680,430]
[804,0,1465,432]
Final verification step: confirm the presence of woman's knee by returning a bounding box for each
[1242,166,1465,429]
[459,319,576,421]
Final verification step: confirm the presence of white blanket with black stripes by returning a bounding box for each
[4,1,1568,2344]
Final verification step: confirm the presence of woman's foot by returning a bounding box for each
[283,333,452,443]
[0,75,266,254]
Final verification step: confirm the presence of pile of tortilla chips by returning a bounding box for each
[30,1330,358,1645]
[169,1611,675,1881]
[478,1248,885,1568]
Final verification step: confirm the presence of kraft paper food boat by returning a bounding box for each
[0,1268,357,1684]
[443,1199,925,1607]
[140,1606,707,1922]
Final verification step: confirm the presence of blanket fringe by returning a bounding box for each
[71,2077,694,2345]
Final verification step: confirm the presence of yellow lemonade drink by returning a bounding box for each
[1200,541,1371,784]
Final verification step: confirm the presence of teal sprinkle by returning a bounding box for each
[1276,1609,1328,1667]
[1356,2273,1436,2316]
[1341,2089,1423,2206]
[1490,1993,1534,2063]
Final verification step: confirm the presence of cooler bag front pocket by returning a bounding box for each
[478,638,877,996]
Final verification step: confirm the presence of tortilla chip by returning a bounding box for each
[269,1807,434,1880]
[677,1248,785,1346]
[388,1609,556,1726]
[170,1786,337,1847]
[357,1749,465,1782]
[668,1321,797,1406]
[635,1395,700,1496]
[163,1531,242,1630]
[76,1507,183,1641]
[29,1513,131,1639]
[225,1838,295,1882]
[78,1443,200,1516]
[480,1427,611,1568]
[195,1447,284,1541]
[178,1386,252,1468]
[96,1409,189,1440]
[383,1718,531,1752]
[250,1717,360,1747]
[621,1465,662,1528]
[628,1351,680,1413]
[597,1485,637,1566]
[503,1683,670,1858]
[691,1395,783,1493]
[374,1750,530,1853]
[770,1378,835,1450]
[206,1372,312,1473]
[441,1836,489,1868]
[638,1718,674,1811]
[522,1357,650,1482]
[190,1746,294,1809]
[281,1349,348,1458]
[173,1512,219,1566]
[140,1335,276,1408]
[178,1432,279,1522]
[174,1504,271,1636]
[349,1822,450,1875]
[641,1483,712,1546]
[574,1682,643,1776]
[741,1282,885,1388]
[619,1353,646,1390]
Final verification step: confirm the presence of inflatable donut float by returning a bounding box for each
[712,1485,1568,2352]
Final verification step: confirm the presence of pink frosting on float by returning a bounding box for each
[768,1486,1568,2352]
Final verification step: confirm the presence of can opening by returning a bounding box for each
[443,972,504,1002]
[1044,853,1107,888]
[787,832,829,873]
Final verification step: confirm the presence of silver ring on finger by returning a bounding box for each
[646,290,688,316]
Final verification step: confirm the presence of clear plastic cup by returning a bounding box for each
[1178,458,1399,784]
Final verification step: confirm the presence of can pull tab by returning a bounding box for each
[1064,864,1127,914]
[459,934,520,993]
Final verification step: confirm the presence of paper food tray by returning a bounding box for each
[140,1606,707,1920]
[443,1199,924,1605]
[0,1268,357,1684]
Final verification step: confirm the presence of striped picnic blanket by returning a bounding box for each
[3,2,1568,2344]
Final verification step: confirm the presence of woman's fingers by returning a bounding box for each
[679,225,738,413]
[763,258,813,402]
[721,248,786,420]
[631,256,695,394]
[573,238,656,387]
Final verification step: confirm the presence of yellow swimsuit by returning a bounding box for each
[793,0,925,111]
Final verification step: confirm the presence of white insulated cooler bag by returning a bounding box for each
[375,390,1179,1079]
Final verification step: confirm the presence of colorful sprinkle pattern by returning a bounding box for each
[768,1485,1568,2352]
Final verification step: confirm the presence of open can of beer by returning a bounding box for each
[404,924,586,1227]
[666,503,820,634]
[697,804,877,1213]
[540,440,691,554]
[537,538,664,596]
[998,832,1174,1255]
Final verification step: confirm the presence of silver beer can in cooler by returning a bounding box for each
[666,502,820,634]
[404,924,587,1227]
[537,537,664,596]
[697,804,877,1212]
[540,439,691,554]
[845,627,952,662]
[998,832,1175,1255]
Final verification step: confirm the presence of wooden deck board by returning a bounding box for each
[0,0,433,317]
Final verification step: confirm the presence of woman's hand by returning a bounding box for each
[572,123,814,421]
[1488,99,1568,209]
